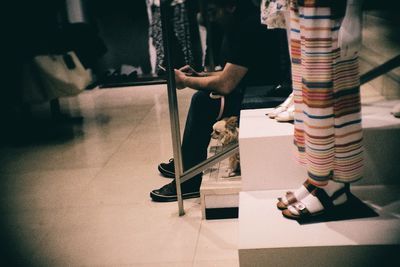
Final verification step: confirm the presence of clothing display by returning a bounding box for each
[149,4,165,74]
[90,0,152,85]
[289,0,363,185]
[261,0,289,29]
[172,1,194,67]
[149,0,197,74]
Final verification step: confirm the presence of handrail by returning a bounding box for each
[360,55,400,85]
[160,0,185,215]
[180,143,239,183]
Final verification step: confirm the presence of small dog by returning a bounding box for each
[211,116,240,177]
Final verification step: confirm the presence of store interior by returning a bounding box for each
[0,0,399,266]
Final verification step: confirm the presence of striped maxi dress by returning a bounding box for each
[289,0,363,186]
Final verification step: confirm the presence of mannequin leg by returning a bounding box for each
[279,1,363,219]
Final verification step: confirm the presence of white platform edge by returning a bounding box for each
[239,186,400,250]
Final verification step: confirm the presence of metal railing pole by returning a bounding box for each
[181,143,239,183]
[360,55,400,85]
[160,0,185,216]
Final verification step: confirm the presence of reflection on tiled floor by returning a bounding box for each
[1,78,397,266]
[0,85,239,267]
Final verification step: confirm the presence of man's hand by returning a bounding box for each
[174,69,187,89]
[179,65,201,77]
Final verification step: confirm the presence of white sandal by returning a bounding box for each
[282,184,350,220]
[275,104,294,122]
[276,180,317,210]
[268,93,294,119]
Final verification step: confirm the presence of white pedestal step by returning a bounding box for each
[200,100,400,219]
[200,143,241,219]
[239,101,400,191]
[238,185,400,267]
[239,108,304,191]
[360,100,400,186]
[200,176,241,219]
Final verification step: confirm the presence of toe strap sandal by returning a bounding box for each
[282,183,350,220]
[276,180,317,210]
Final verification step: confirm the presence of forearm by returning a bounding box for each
[175,63,247,95]
[200,70,222,77]
[182,75,230,95]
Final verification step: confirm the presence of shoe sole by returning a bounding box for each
[158,165,175,178]
[276,118,294,122]
[150,191,200,202]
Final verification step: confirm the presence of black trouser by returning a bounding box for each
[180,90,243,191]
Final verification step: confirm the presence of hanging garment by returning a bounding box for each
[260,0,292,85]
[289,0,363,185]
[261,0,289,29]
[172,2,194,67]
[149,4,165,74]
[149,0,196,73]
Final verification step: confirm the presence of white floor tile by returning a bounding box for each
[0,85,240,267]
[0,168,100,210]
[33,204,201,266]
[192,259,240,267]
[194,219,239,262]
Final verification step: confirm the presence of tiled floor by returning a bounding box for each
[1,81,396,266]
[0,85,239,267]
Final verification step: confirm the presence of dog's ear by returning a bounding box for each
[225,116,238,131]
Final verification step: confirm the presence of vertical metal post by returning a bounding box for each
[160,0,185,216]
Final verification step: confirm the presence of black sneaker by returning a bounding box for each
[158,158,175,178]
[150,180,200,202]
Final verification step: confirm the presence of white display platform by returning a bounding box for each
[200,143,241,219]
[200,177,241,219]
[239,102,400,191]
[239,108,304,191]
[359,100,400,186]
[238,186,400,267]
[200,100,400,219]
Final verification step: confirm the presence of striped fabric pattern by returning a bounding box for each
[289,0,363,185]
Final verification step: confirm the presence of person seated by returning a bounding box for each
[151,0,289,202]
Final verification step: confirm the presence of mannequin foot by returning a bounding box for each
[275,104,294,122]
[282,180,350,220]
[276,180,316,210]
[268,93,294,119]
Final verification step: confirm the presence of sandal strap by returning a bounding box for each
[285,191,297,204]
[286,184,350,218]
[311,183,350,211]
[278,180,321,208]
[292,202,311,216]
[312,188,335,210]
[285,181,316,203]
[331,183,350,200]
[303,180,317,193]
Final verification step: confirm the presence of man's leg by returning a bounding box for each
[181,89,244,187]
[180,91,222,190]
[151,91,222,202]
[151,90,243,202]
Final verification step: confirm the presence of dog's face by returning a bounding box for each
[211,120,227,141]
[211,116,238,145]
